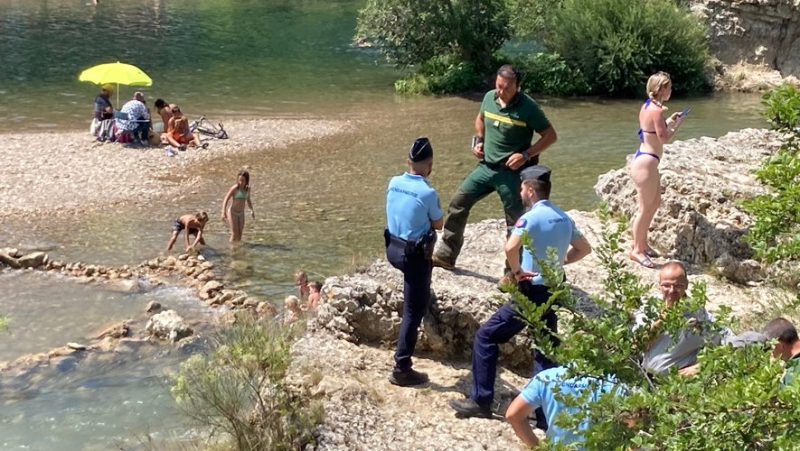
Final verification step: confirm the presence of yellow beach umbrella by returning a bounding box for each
[78,61,153,106]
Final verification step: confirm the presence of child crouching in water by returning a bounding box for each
[166,211,209,252]
[303,281,322,312]
[284,295,303,325]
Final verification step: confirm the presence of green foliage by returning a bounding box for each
[502,0,562,40]
[0,316,7,332]
[542,0,711,96]
[171,318,323,451]
[356,0,508,72]
[742,85,800,263]
[511,52,590,96]
[509,204,800,449]
[394,54,483,95]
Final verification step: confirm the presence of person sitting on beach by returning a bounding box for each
[154,99,173,134]
[303,281,322,312]
[221,169,255,243]
[117,92,151,145]
[164,105,205,150]
[91,84,115,140]
[284,295,303,325]
[294,270,309,304]
[166,211,209,252]
[629,72,686,268]
[94,84,114,121]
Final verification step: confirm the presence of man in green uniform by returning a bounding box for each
[433,65,558,280]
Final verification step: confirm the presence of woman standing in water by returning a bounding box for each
[221,170,255,243]
[629,72,686,268]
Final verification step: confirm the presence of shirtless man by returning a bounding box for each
[154,99,173,133]
[166,211,209,252]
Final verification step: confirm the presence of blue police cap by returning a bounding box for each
[520,165,551,183]
[409,137,433,162]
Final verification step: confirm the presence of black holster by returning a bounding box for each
[384,228,437,260]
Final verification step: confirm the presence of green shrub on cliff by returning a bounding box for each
[171,318,322,450]
[394,54,484,95]
[542,0,711,96]
[742,85,800,264]
[508,205,800,449]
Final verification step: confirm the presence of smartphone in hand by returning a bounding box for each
[680,107,691,117]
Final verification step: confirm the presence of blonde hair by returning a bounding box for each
[196,211,209,224]
[284,295,299,309]
[646,72,671,102]
[293,270,307,283]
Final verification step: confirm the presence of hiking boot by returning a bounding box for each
[449,398,492,419]
[388,368,429,387]
[431,255,455,270]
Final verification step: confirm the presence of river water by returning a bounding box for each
[0,0,767,449]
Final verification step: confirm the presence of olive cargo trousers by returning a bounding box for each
[435,161,525,267]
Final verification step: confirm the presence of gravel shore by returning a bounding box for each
[0,118,348,219]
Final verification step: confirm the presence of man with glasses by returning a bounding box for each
[635,262,726,376]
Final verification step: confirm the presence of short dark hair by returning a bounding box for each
[497,64,521,83]
[155,99,167,109]
[522,178,550,198]
[309,281,323,291]
[763,317,799,344]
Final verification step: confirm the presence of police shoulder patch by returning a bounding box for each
[515,218,528,228]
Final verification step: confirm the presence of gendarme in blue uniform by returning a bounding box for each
[513,199,582,286]
[386,173,442,240]
[520,366,626,448]
[384,137,443,386]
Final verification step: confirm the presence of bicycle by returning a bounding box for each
[189,115,229,139]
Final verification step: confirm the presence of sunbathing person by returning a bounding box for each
[164,105,205,150]
[154,99,173,134]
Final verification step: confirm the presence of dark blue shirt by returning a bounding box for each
[94,94,113,120]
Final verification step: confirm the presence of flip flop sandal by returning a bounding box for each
[645,247,661,258]
[629,253,655,269]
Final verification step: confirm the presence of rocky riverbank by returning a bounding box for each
[294,128,796,449]
[0,118,348,219]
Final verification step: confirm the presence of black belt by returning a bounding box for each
[481,154,539,171]
[384,229,437,259]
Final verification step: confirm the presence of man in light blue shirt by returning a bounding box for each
[505,366,626,448]
[450,165,592,419]
[384,137,444,387]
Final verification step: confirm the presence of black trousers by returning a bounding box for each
[386,235,433,371]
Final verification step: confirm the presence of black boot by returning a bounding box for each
[389,368,429,387]
[449,398,492,419]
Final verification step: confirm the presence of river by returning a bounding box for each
[0,0,767,449]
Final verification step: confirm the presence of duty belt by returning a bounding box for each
[384,228,437,260]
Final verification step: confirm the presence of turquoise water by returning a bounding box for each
[0,0,769,448]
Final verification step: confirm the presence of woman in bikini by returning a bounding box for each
[629,72,685,268]
[221,169,255,243]
[164,105,205,150]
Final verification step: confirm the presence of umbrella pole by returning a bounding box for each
[116,83,119,109]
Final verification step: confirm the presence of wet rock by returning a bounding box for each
[66,342,87,351]
[146,310,193,342]
[230,295,248,306]
[200,280,224,298]
[145,301,162,313]
[94,322,130,340]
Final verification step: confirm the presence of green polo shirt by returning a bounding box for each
[481,90,551,165]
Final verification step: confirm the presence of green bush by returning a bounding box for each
[502,0,562,40]
[742,85,800,264]
[511,52,590,96]
[356,0,508,73]
[543,0,711,96]
[394,54,484,95]
[171,318,323,451]
[509,204,800,449]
